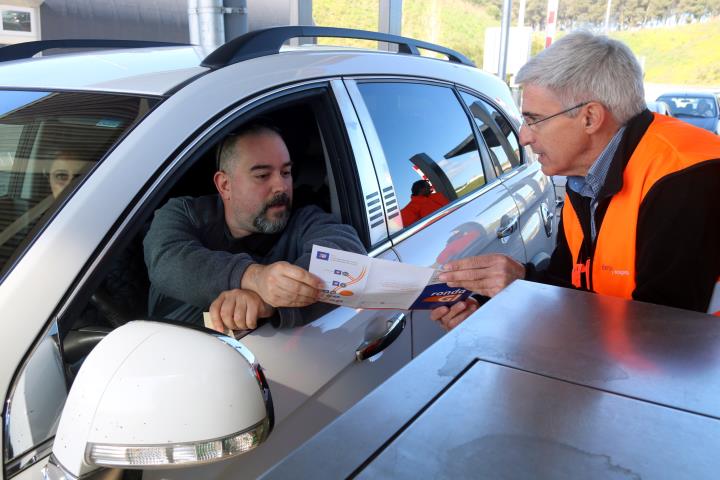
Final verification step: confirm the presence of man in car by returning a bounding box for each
[143,123,365,332]
[697,99,715,118]
[432,31,720,330]
[400,179,449,226]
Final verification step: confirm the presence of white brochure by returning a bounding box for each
[309,245,471,310]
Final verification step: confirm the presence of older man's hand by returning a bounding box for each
[242,261,324,308]
[438,254,525,297]
[430,297,480,331]
[208,288,274,332]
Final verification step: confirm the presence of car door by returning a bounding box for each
[151,81,414,480]
[1,89,164,480]
[3,79,411,480]
[343,79,526,357]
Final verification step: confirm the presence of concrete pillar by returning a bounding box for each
[378,0,402,51]
[498,0,511,82]
[290,0,313,25]
[245,0,313,44]
[290,0,313,45]
[379,0,402,35]
[188,0,225,49]
[224,0,249,41]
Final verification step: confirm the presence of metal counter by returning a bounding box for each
[263,280,720,479]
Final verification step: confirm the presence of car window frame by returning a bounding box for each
[345,77,502,239]
[0,90,163,285]
[53,80,377,336]
[3,80,383,477]
[457,87,525,178]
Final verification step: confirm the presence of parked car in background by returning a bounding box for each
[656,92,720,134]
[0,28,556,480]
[646,100,673,116]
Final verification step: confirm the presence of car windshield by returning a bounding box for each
[0,90,159,277]
[657,95,717,118]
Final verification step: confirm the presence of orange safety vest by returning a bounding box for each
[563,113,720,313]
[710,281,720,316]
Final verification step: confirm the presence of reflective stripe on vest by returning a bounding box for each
[710,280,720,316]
[564,113,720,303]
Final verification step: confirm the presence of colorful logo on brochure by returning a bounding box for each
[316,251,330,260]
[409,284,472,310]
[325,266,367,297]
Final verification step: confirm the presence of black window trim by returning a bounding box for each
[55,80,371,339]
[456,86,524,176]
[350,78,494,236]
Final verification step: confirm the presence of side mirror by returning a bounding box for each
[43,321,273,479]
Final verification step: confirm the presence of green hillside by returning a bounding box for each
[611,22,720,85]
[313,0,497,64]
[313,0,720,86]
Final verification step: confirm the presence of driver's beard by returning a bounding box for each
[252,193,291,234]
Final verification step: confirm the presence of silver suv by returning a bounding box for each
[0,27,555,480]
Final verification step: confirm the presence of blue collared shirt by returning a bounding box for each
[566,126,626,242]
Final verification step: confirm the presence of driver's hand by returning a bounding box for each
[208,288,274,332]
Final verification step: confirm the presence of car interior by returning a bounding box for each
[0,94,153,276]
[58,89,362,380]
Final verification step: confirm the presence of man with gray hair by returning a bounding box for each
[433,31,720,329]
[144,123,365,331]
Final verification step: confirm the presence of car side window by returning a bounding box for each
[460,91,521,175]
[56,88,354,352]
[356,82,486,229]
[0,123,23,196]
[0,90,158,278]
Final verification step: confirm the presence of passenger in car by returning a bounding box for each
[433,31,720,329]
[47,150,92,198]
[697,100,714,118]
[143,123,366,332]
[400,179,449,226]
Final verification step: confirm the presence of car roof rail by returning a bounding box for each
[0,39,187,62]
[201,25,474,69]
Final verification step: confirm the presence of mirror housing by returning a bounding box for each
[45,321,273,479]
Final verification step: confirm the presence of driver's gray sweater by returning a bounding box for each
[143,195,366,328]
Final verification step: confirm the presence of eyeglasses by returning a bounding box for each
[521,101,590,131]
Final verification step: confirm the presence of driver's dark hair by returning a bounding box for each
[411,179,431,196]
[216,121,282,172]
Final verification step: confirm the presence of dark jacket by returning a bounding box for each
[527,109,720,312]
[143,195,366,327]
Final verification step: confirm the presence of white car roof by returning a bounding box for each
[0,45,209,96]
[0,37,510,111]
[0,26,483,98]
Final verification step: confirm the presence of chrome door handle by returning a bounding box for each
[540,203,554,237]
[496,216,519,239]
[355,313,406,362]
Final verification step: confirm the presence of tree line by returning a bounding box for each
[467,0,720,30]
